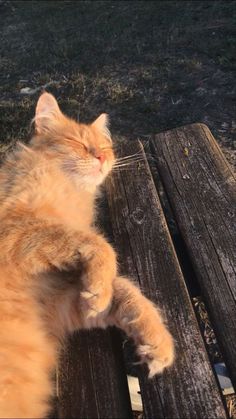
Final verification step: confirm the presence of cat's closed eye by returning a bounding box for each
[100,146,113,151]
[64,137,88,151]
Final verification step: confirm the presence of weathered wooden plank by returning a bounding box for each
[151,123,236,390]
[105,139,227,419]
[57,328,132,418]
[57,193,132,419]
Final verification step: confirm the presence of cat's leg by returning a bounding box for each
[6,220,117,317]
[39,274,174,378]
[77,232,117,317]
[106,276,174,377]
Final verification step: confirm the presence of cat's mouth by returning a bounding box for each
[88,160,113,185]
[91,159,111,176]
[90,163,103,176]
[62,158,112,187]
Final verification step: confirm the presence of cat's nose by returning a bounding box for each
[95,153,106,164]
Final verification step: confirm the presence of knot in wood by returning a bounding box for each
[130,208,145,225]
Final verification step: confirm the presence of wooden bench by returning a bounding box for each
[54,124,236,418]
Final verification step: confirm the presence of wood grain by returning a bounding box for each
[152,123,236,390]
[57,179,133,418]
[57,328,132,418]
[105,139,227,419]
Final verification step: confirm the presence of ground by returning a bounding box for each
[0,0,235,168]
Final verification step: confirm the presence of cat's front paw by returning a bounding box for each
[80,241,117,318]
[137,329,174,378]
[80,282,113,318]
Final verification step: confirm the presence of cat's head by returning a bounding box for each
[32,92,115,188]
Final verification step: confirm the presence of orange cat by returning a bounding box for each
[0,93,174,418]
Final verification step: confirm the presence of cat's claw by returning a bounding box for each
[137,331,174,378]
[80,290,97,300]
[87,308,99,318]
[80,287,112,317]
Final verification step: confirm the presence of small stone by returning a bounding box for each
[20,87,37,95]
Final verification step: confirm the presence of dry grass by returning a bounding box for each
[0,1,235,166]
[226,394,236,419]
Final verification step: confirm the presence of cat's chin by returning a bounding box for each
[77,172,107,191]
[91,172,105,186]
[90,165,112,186]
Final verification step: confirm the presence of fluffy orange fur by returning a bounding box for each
[0,93,174,418]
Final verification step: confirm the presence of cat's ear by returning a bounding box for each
[92,113,111,141]
[34,92,62,134]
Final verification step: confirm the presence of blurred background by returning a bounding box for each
[0,0,235,167]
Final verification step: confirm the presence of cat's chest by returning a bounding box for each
[61,195,94,230]
[74,202,94,228]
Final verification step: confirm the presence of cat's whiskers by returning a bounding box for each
[113,163,143,170]
[115,150,144,162]
[113,141,152,169]
[113,157,144,168]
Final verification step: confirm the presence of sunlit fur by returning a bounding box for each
[0,93,174,418]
